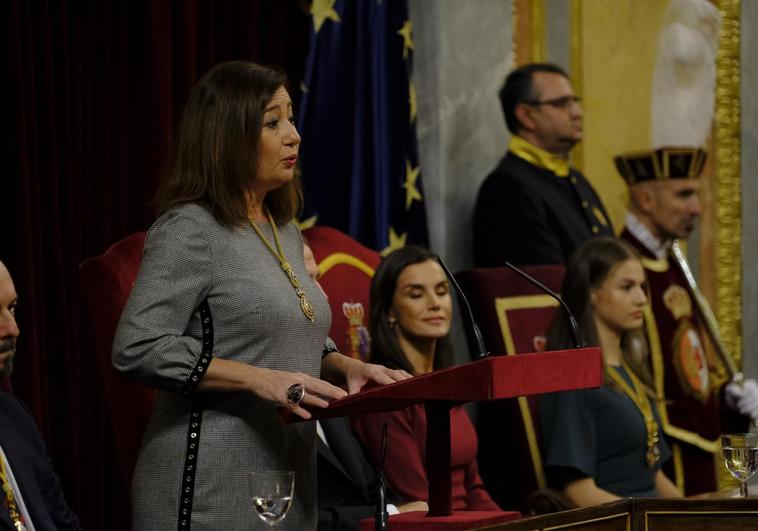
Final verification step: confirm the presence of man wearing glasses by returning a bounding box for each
[473,63,613,267]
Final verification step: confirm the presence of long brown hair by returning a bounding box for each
[547,237,652,390]
[156,61,302,226]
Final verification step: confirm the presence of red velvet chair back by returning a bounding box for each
[78,232,153,526]
[455,265,565,514]
[303,226,380,361]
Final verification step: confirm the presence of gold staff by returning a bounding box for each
[670,240,742,383]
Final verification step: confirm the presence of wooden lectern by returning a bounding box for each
[287,347,603,530]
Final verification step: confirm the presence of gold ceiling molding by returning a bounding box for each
[713,0,742,367]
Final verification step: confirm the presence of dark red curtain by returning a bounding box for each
[2,1,311,528]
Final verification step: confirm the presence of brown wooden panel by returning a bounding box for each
[633,498,758,531]
[479,498,758,531]
[481,501,631,531]
[644,513,758,531]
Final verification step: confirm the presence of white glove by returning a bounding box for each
[725,379,758,420]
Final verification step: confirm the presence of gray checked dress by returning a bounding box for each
[113,203,334,530]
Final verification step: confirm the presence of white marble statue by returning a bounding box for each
[651,0,721,148]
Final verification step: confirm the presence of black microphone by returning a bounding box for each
[436,256,489,359]
[375,423,389,530]
[504,262,585,349]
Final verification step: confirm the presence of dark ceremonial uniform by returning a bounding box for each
[473,136,613,267]
[621,226,742,495]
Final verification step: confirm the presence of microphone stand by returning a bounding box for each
[436,256,489,359]
[504,262,586,348]
[375,423,389,530]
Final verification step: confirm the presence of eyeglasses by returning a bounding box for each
[524,95,582,110]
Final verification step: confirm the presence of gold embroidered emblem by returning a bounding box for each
[342,302,371,361]
[663,285,692,320]
[672,321,710,401]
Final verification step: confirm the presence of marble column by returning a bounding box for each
[741,1,758,378]
[409,0,512,273]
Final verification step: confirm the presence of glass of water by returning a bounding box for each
[722,433,758,497]
[248,471,295,526]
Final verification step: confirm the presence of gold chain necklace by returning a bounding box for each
[605,363,661,469]
[249,211,315,322]
[0,452,28,530]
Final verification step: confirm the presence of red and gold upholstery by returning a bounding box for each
[455,265,565,513]
[303,226,380,361]
[79,232,153,525]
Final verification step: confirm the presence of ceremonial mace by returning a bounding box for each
[670,240,742,383]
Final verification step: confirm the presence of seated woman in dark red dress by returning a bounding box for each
[351,246,499,511]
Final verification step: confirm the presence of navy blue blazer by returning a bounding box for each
[0,392,80,531]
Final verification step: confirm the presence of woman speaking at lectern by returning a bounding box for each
[113,61,409,529]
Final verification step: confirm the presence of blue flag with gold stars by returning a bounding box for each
[297,0,427,255]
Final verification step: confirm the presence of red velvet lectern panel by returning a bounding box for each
[455,265,566,514]
[293,349,601,420]
[359,510,521,531]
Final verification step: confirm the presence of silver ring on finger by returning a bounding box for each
[286,383,306,406]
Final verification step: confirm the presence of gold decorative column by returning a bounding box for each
[712,0,742,366]
[710,0,742,492]
[512,0,546,65]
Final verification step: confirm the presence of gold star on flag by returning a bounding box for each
[295,215,318,231]
[402,160,422,210]
[381,227,407,256]
[408,79,417,124]
[311,0,341,33]
[397,20,414,59]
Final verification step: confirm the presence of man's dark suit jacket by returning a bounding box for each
[317,417,403,531]
[0,392,80,531]
[473,152,613,267]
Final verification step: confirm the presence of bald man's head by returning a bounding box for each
[628,179,701,241]
[0,262,19,378]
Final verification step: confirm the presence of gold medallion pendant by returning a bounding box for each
[249,213,316,323]
[298,289,316,321]
[607,364,662,469]
[645,420,662,469]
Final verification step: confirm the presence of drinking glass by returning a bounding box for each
[248,471,295,526]
[721,433,758,497]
